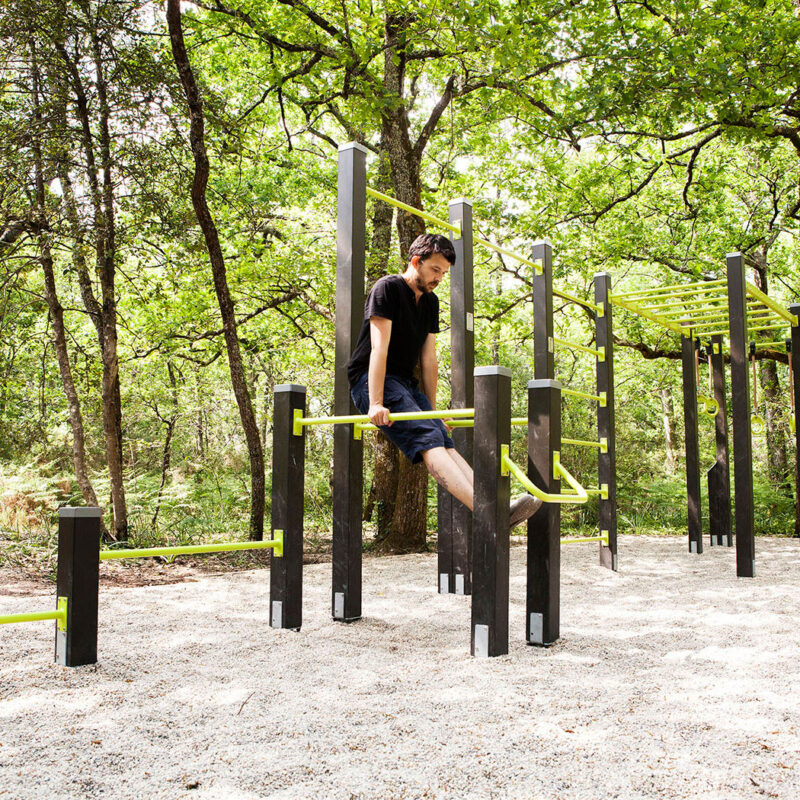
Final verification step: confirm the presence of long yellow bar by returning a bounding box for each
[553,288,603,313]
[553,337,605,360]
[754,340,788,349]
[366,188,461,237]
[500,445,588,504]
[639,295,729,313]
[609,295,685,335]
[562,387,607,406]
[298,407,475,436]
[611,279,727,300]
[561,532,610,545]
[746,282,798,325]
[100,532,284,561]
[0,597,67,630]
[691,313,779,332]
[655,305,731,321]
[473,235,542,274]
[562,437,608,453]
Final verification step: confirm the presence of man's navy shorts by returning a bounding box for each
[350,373,454,465]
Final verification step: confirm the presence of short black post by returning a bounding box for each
[726,252,755,577]
[270,384,305,630]
[681,333,703,554]
[527,379,561,646]
[471,366,511,658]
[438,198,474,595]
[595,272,617,571]
[332,142,366,620]
[56,507,101,667]
[790,304,800,538]
[707,336,732,546]
[532,241,554,380]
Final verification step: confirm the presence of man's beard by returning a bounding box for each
[415,275,434,293]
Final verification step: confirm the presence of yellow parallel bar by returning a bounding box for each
[656,307,730,322]
[100,533,284,561]
[691,314,780,332]
[753,340,789,349]
[553,337,605,360]
[561,531,610,545]
[0,597,67,630]
[562,437,608,453]
[745,282,798,325]
[563,387,607,406]
[366,188,461,237]
[473,235,542,274]
[608,295,686,335]
[611,279,727,300]
[553,287,603,313]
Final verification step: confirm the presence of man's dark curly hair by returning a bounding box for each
[408,233,456,265]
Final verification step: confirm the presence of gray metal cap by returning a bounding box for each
[58,507,103,518]
[474,365,512,378]
[274,383,307,393]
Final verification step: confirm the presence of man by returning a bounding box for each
[347,233,540,527]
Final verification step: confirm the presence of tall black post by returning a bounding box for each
[707,336,732,546]
[333,142,366,620]
[726,252,755,577]
[471,366,511,658]
[532,241,554,380]
[681,334,703,554]
[56,507,101,667]
[790,304,800,539]
[527,379,561,646]
[594,273,617,571]
[270,384,305,630]
[438,199,474,595]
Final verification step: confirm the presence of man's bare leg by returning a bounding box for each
[446,448,473,487]
[422,447,473,510]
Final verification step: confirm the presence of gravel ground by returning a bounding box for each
[1,534,799,800]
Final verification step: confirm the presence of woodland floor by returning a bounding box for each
[1,534,799,799]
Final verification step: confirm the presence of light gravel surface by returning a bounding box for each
[1,535,800,799]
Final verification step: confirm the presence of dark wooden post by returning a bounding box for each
[56,507,101,667]
[726,252,755,577]
[790,304,800,539]
[707,336,732,546]
[270,384,305,630]
[681,334,703,554]
[471,366,511,658]
[438,199,474,595]
[594,273,617,571]
[333,142,366,620]
[532,241,554,380]
[526,379,561,646]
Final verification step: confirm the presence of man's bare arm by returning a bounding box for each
[368,316,392,426]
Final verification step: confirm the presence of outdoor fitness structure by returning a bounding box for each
[3,144,799,661]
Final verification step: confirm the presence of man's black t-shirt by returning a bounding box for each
[347,275,440,387]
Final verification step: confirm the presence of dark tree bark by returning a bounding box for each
[167,0,266,539]
[29,37,104,525]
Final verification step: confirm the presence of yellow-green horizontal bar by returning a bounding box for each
[611,279,726,300]
[656,306,730,323]
[300,407,475,435]
[473,236,542,274]
[561,532,610,545]
[608,296,685,335]
[100,533,284,561]
[0,597,67,630]
[745,282,798,325]
[639,293,729,313]
[562,437,608,453]
[749,322,792,333]
[753,340,788,349]
[553,337,605,360]
[692,314,778,332]
[562,387,607,406]
[366,188,461,237]
[553,288,603,313]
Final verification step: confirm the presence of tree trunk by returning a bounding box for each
[367,15,431,553]
[29,37,105,527]
[167,0,266,540]
[661,388,677,475]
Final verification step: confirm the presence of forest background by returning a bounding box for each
[1,0,798,576]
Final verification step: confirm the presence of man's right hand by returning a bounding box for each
[368,403,392,427]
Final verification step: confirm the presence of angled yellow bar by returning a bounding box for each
[609,295,685,335]
[473,235,542,274]
[500,446,588,504]
[553,287,603,313]
[553,337,605,360]
[745,282,798,325]
[366,187,461,237]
